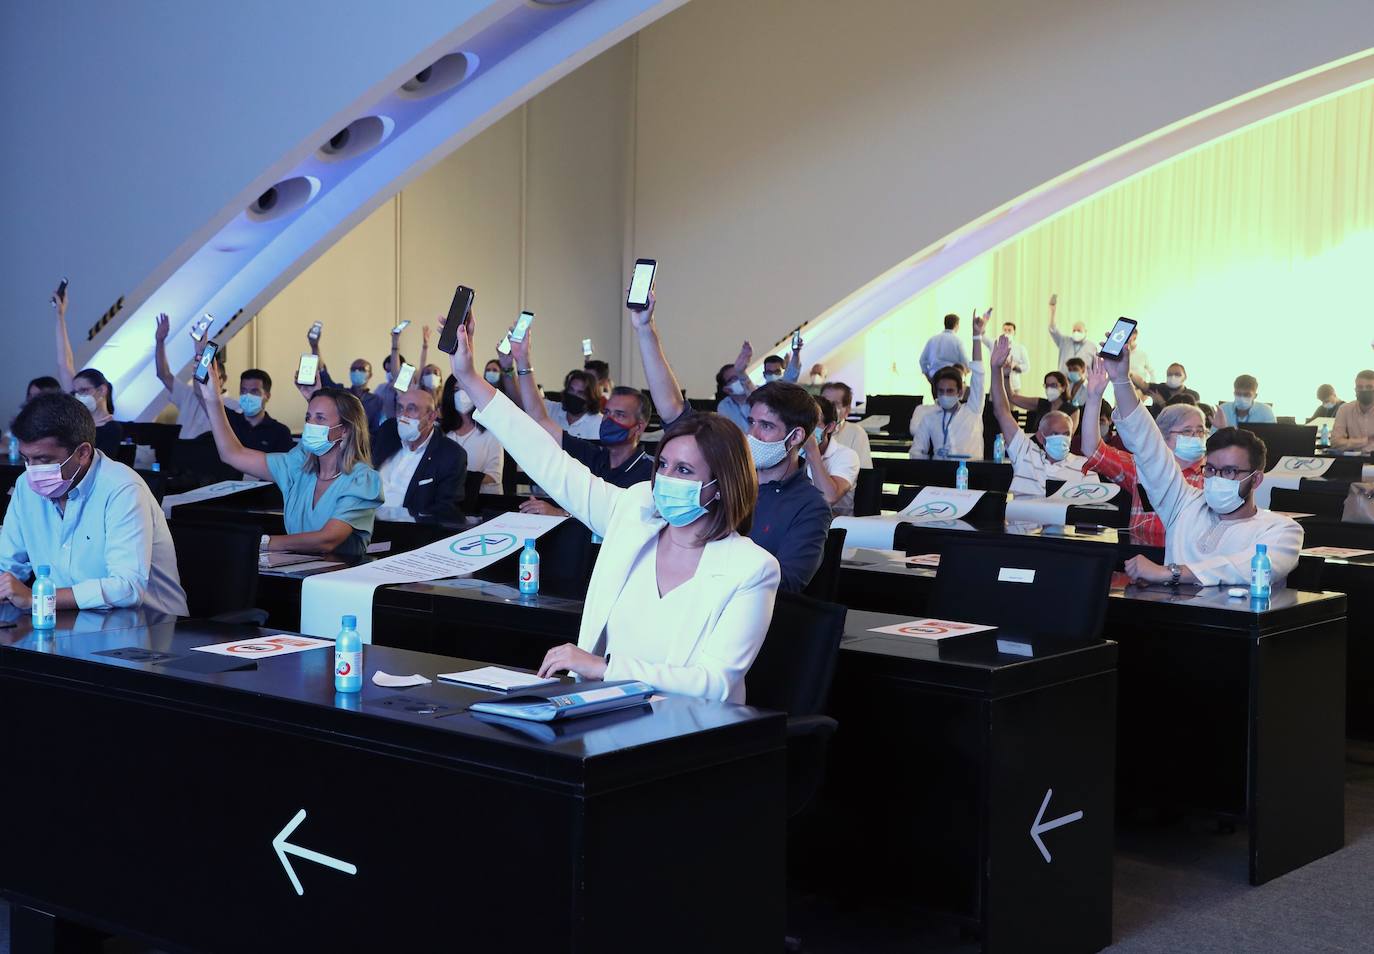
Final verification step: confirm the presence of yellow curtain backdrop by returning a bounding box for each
[866,80,1374,419]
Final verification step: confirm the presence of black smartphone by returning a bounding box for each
[51,278,68,306]
[626,259,656,311]
[193,341,219,384]
[307,321,322,343]
[436,285,475,354]
[1099,317,1137,359]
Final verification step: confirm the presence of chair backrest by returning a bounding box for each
[863,394,923,436]
[1288,553,1324,591]
[851,468,882,517]
[927,534,1117,642]
[135,469,167,503]
[501,451,520,495]
[1269,487,1344,519]
[878,458,1013,492]
[1238,423,1317,463]
[121,422,183,467]
[747,590,846,715]
[168,516,263,618]
[802,528,848,601]
[461,471,486,513]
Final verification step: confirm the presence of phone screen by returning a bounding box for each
[193,343,218,383]
[497,334,512,356]
[307,321,322,342]
[391,319,411,335]
[437,286,475,355]
[627,259,656,310]
[791,330,802,350]
[296,354,320,386]
[394,362,416,392]
[511,311,535,343]
[1099,317,1137,359]
[582,338,593,357]
[190,315,212,342]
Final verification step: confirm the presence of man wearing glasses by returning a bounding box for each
[1078,360,1206,546]
[1094,351,1303,587]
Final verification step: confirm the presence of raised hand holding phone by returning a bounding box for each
[626,287,656,329]
[51,278,68,308]
[436,285,475,355]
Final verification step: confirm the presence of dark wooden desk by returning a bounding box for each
[0,611,784,954]
[837,554,1348,885]
[823,614,1117,954]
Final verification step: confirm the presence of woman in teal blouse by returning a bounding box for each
[198,379,382,557]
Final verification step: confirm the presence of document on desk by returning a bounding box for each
[438,666,557,692]
[868,618,995,641]
[1255,456,1335,509]
[191,634,334,657]
[1302,546,1374,559]
[160,479,271,519]
[298,512,566,644]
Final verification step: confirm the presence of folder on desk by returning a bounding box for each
[468,680,656,723]
[258,551,322,569]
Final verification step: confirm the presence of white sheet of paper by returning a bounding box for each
[858,415,890,434]
[1256,456,1336,508]
[438,666,558,692]
[899,487,987,521]
[1047,480,1119,505]
[1274,512,1315,520]
[372,671,433,688]
[903,553,942,567]
[278,559,349,574]
[867,618,995,640]
[161,479,271,519]
[1302,546,1374,559]
[366,541,394,554]
[299,512,566,644]
[191,634,334,658]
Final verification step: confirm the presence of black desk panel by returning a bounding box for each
[0,613,784,954]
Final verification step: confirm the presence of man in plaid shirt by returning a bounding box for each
[1079,357,1206,546]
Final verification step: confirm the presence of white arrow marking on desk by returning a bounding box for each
[1030,788,1083,863]
[273,809,358,896]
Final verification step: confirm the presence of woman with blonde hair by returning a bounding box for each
[197,376,382,558]
[442,312,780,704]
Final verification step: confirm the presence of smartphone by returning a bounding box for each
[626,258,656,311]
[436,285,475,354]
[51,278,68,306]
[511,310,535,343]
[296,353,320,387]
[1099,316,1137,360]
[391,319,411,335]
[582,338,593,357]
[791,329,802,350]
[497,333,512,356]
[307,321,323,343]
[189,314,213,342]
[393,361,416,392]
[193,342,219,384]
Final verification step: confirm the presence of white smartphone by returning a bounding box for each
[582,338,593,357]
[393,361,416,392]
[1099,316,1138,359]
[296,354,320,387]
[511,310,535,343]
[307,321,323,342]
[189,314,213,342]
[626,258,656,311]
[391,319,411,335]
[497,333,512,356]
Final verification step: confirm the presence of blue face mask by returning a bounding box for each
[238,393,263,418]
[301,422,339,457]
[1233,395,1254,411]
[1173,435,1206,463]
[349,370,368,388]
[653,475,717,527]
[1043,434,1071,461]
[599,416,632,445]
[1067,371,1083,384]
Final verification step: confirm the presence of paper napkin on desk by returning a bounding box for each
[372,671,433,688]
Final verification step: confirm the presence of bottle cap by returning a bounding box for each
[342,614,357,628]
[1256,544,1268,554]
[524,538,536,548]
[36,565,50,577]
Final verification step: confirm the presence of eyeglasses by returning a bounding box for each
[1202,465,1255,480]
[1168,428,1207,438]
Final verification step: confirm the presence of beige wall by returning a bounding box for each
[244,41,634,428]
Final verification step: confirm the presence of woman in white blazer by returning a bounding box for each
[445,315,781,704]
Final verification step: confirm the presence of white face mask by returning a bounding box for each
[747,429,799,470]
[809,373,824,386]
[762,372,782,384]
[75,392,98,413]
[726,379,747,397]
[937,394,959,411]
[453,390,475,416]
[1166,374,1184,388]
[1045,386,1063,402]
[421,373,440,391]
[1071,331,1086,343]
[397,416,423,443]
[1204,473,1253,514]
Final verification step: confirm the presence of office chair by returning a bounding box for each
[851,468,882,517]
[168,516,268,624]
[928,534,1116,642]
[802,528,848,602]
[461,470,487,515]
[135,469,168,503]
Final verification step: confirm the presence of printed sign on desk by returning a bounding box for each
[867,618,995,641]
[191,635,334,658]
[899,487,987,521]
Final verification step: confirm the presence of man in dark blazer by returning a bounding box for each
[373,388,467,520]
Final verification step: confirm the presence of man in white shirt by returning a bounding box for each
[1046,294,1095,374]
[1001,319,1032,393]
[990,334,1089,496]
[1101,352,1303,587]
[153,313,239,439]
[820,382,873,468]
[804,396,862,515]
[912,311,988,459]
[919,314,971,384]
[544,368,604,441]
[374,388,466,519]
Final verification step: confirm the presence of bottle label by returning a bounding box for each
[520,563,539,590]
[336,650,361,680]
[35,594,56,622]
[1252,567,1271,593]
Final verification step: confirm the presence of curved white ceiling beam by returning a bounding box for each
[92,0,686,421]
[751,48,1374,380]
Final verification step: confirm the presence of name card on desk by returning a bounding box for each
[998,567,1036,584]
[1256,456,1336,509]
[899,486,987,521]
[868,618,995,641]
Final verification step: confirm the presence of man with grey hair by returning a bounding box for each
[991,335,1091,497]
[1079,356,1206,546]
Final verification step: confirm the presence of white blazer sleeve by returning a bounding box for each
[605,552,781,703]
[472,390,623,538]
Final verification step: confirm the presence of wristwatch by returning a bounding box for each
[517,366,535,376]
[1168,563,1181,586]
[260,534,271,553]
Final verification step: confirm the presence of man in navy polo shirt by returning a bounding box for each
[743,381,832,592]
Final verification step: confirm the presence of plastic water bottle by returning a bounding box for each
[1250,544,1272,600]
[955,459,969,491]
[1318,423,1330,449]
[334,614,362,693]
[993,434,1005,464]
[7,434,18,464]
[31,565,57,630]
[519,538,540,596]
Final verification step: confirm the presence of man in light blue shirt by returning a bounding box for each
[919,314,971,383]
[0,394,188,616]
[1216,373,1277,427]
